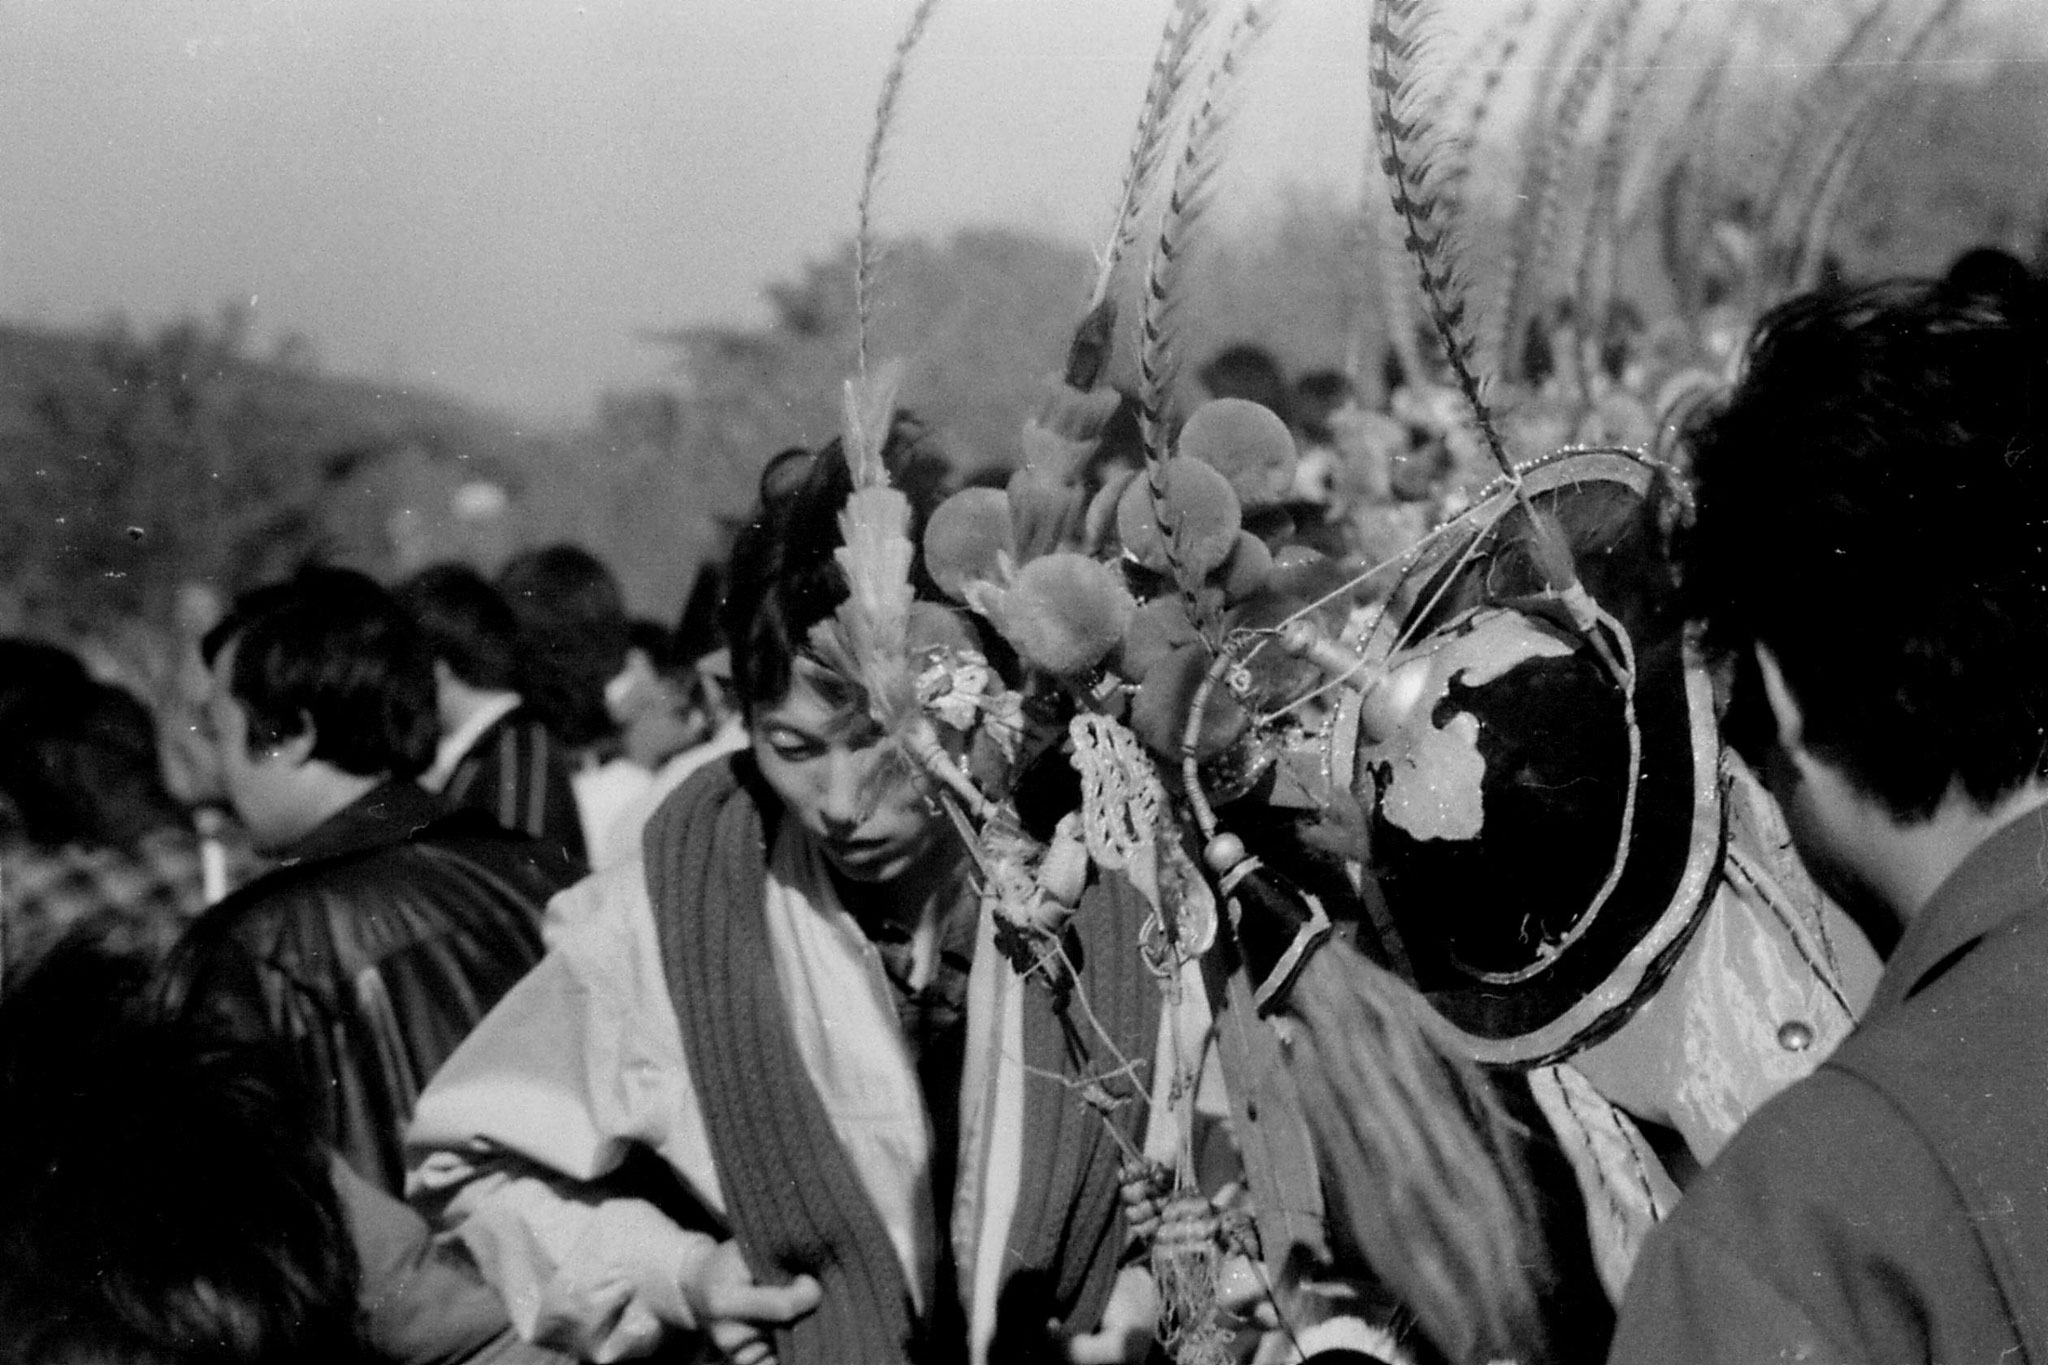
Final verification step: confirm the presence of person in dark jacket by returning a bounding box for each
[397,563,587,870]
[1609,280,2048,1362]
[163,567,578,1195]
[1,928,569,1365]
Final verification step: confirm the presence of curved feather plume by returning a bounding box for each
[1571,0,1701,322]
[1135,0,1279,472]
[1086,0,1220,315]
[1367,0,1510,477]
[1752,0,1905,251]
[1494,0,1643,379]
[1782,0,1966,288]
[855,0,945,378]
[1366,187,1426,391]
[1437,0,1541,214]
[1628,41,1735,310]
[832,359,917,735]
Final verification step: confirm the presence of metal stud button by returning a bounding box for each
[1777,1020,1815,1052]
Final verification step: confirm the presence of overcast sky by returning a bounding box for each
[3,0,2025,424]
[0,0,1391,423]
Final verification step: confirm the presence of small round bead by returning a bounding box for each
[1777,1020,1815,1052]
[1203,832,1248,875]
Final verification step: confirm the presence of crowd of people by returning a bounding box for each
[2,248,2047,1365]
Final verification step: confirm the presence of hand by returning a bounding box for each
[1066,1264,1159,1364]
[684,1240,823,1365]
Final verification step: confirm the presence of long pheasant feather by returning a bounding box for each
[1571,0,1700,320]
[1136,0,1279,472]
[1437,0,1541,215]
[1782,0,1966,287]
[1367,0,1510,477]
[855,0,944,378]
[1086,0,1220,314]
[1753,0,1905,252]
[1628,42,1735,310]
[1494,0,1642,379]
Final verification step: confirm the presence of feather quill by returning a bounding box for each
[855,0,945,378]
[1136,0,1279,472]
[1086,0,1220,314]
[1367,0,1510,477]
[833,360,919,735]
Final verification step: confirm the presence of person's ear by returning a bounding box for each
[1753,642,1806,756]
[272,714,318,767]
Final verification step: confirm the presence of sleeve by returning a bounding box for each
[1608,1214,1855,1365]
[332,1156,576,1365]
[405,867,725,1363]
[1605,1069,2003,1365]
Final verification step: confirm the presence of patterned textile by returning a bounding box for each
[443,707,588,870]
[1,826,219,984]
[164,782,578,1194]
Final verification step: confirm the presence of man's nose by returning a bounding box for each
[819,748,870,830]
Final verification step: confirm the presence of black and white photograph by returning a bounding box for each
[1,1,2044,1361]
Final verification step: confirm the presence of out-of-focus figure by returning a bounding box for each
[162,567,578,1194]
[397,562,587,871]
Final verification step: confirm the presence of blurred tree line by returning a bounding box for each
[0,17,2039,674]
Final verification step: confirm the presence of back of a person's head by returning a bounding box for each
[1682,278,2048,821]
[1941,245,2039,310]
[0,677,184,850]
[0,639,91,724]
[671,559,728,670]
[1198,342,1295,426]
[722,430,948,715]
[394,562,521,693]
[496,544,629,747]
[1293,369,1354,446]
[202,566,436,781]
[0,933,365,1365]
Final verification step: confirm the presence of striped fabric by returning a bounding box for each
[443,708,588,870]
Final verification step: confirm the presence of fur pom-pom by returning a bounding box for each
[994,553,1135,677]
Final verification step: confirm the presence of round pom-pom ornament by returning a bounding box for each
[1131,642,1247,760]
[1218,532,1274,602]
[1176,398,1298,506]
[1117,458,1242,579]
[1119,595,1200,684]
[924,488,1016,602]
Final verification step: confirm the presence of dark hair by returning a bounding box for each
[721,432,948,713]
[1941,245,2038,310]
[496,544,629,748]
[1198,342,1295,427]
[0,934,365,1364]
[395,562,521,693]
[1293,369,1354,446]
[0,673,185,849]
[1680,279,2048,821]
[671,559,728,670]
[202,567,437,780]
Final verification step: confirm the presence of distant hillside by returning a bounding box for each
[0,315,567,637]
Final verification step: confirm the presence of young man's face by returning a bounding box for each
[750,662,944,886]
